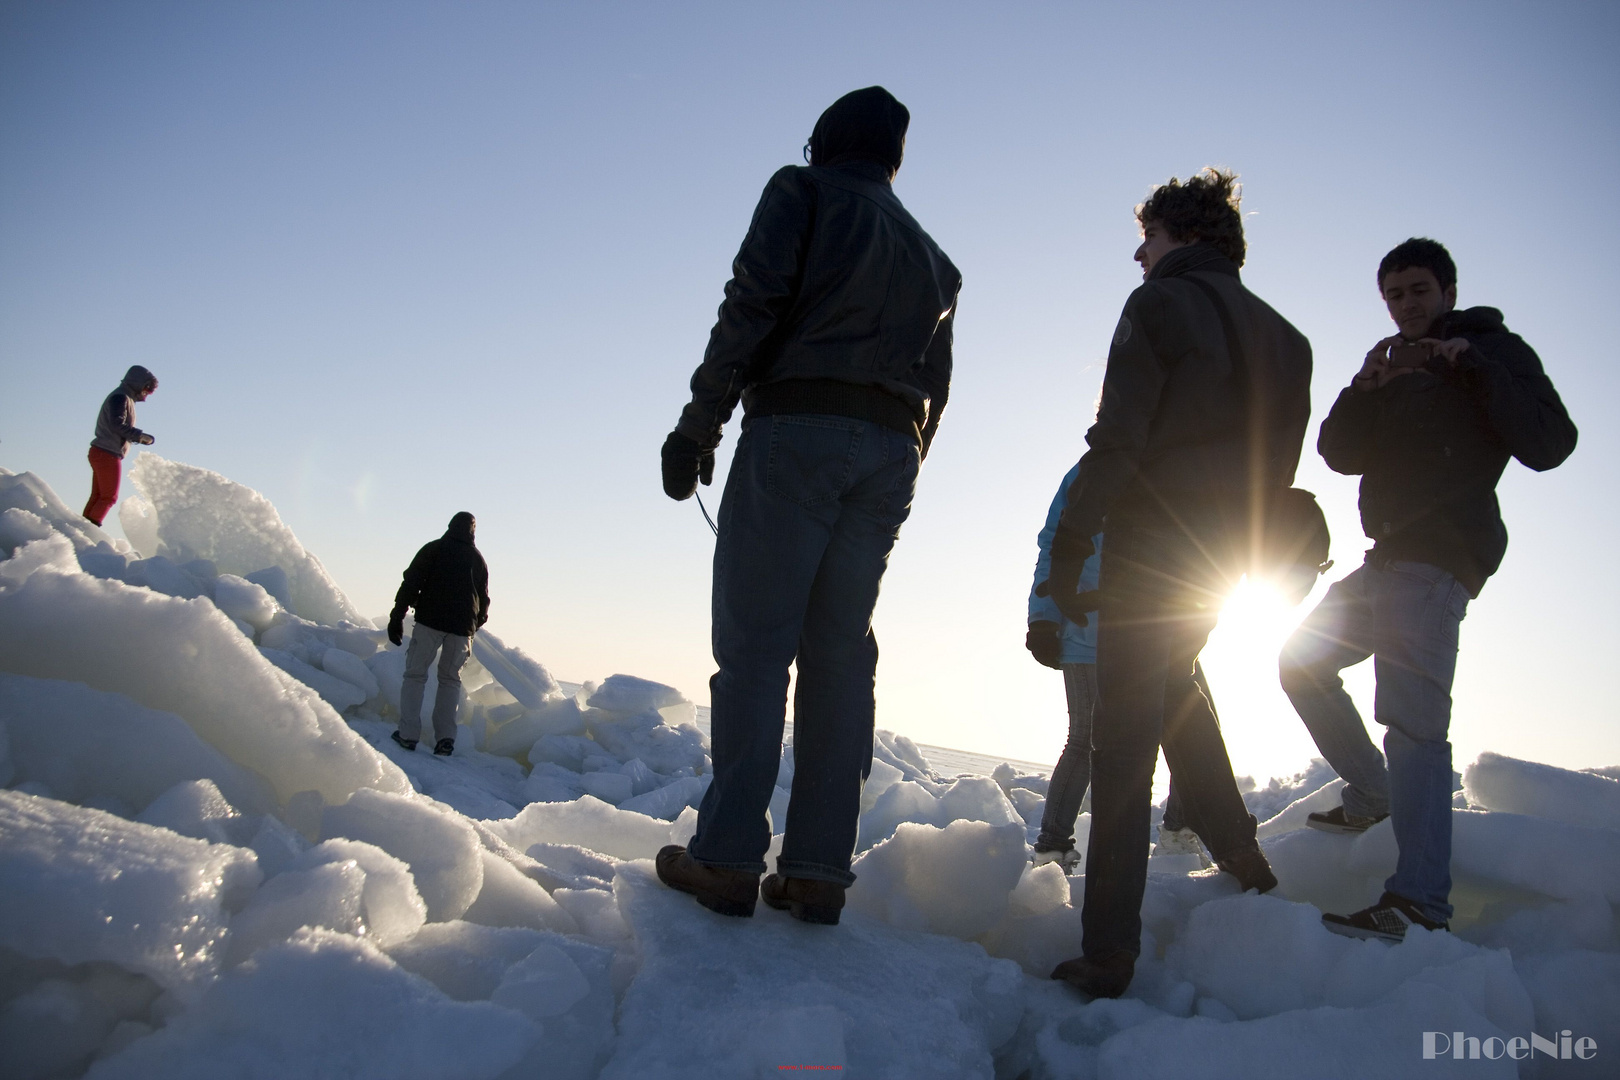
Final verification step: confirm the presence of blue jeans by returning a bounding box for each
[1280,559,1470,923]
[687,414,919,886]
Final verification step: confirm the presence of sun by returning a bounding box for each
[1195,576,1324,783]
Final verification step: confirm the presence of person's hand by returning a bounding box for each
[1044,525,1096,626]
[1025,620,1063,669]
[387,616,404,647]
[661,432,715,501]
[138,433,155,445]
[1352,336,1411,392]
[1421,337,1473,367]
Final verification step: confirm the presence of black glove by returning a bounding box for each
[661,431,714,501]
[1044,523,1097,626]
[1025,620,1063,669]
[387,610,405,647]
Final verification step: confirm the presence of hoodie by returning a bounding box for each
[391,512,491,636]
[90,365,157,458]
[1318,305,1576,595]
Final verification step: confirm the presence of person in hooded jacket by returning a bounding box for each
[85,365,158,526]
[1280,238,1576,943]
[387,512,490,757]
[655,86,960,926]
[1045,169,1312,1000]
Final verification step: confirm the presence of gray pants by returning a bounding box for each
[399,625,470,744]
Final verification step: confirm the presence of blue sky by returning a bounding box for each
[3,0,1616,781]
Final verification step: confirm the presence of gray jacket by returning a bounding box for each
[91,365,157,458]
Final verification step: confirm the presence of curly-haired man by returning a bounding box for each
[1046,169,1314,998]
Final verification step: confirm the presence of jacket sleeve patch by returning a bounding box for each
[1113,316,1132,347]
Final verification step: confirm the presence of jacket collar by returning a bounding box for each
[1148,243,1240,282]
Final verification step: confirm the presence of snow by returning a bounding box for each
[0,460,1615,1078]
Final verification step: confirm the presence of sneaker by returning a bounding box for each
[1051,950,1136,999]
[1032,845,1081,873]
[1306,805,1388,835]
[433,738,455,756]
[1214,845,1278,894]
[390,731,418,752]
[655,845,760,918]
[761,873,845,925]
[1322,891,1448,943]
[1152,826,1212,868]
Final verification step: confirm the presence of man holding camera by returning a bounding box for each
[1280,238,1576,942]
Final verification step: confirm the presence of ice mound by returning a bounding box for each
[0,790,261,996]
[123,455,370,627]
[601,864,1024,1078]
[3,460,1617,1076]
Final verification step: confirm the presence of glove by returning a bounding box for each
[1025,620,1063,669]
[1044,523,1097,626]
[138,433,155,445]
[661,431,714,502]
[387,609,405,647]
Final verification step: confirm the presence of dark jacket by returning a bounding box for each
[1318,306,1576,595]
[1058,244,1314,544]
[391,517,490,637]
[91,365,156,458]
[675,161,961,457]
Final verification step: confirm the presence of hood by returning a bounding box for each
[122,365,158,394]
[1443,306,1506,336]
[446,512,476,543]
[808,86,909,180]
[1147,243,1240,283]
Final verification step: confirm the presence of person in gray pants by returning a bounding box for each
[386,512,490,756]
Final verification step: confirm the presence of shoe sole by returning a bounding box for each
[761,892,841,925]
[1305,816,1384,836]
[1321,918,1403,943]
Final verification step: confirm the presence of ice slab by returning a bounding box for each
[0,790,261,996]
[124,455,370,627]
[84,928,538,1080]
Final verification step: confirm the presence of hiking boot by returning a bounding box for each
[1051,950,1136,999]
[390,731,418,752]
[1153,826,1212,868]
[1214,845,1278,894]
[433,738,455,756]
[1322,891,1448,943]
[1032,844,1081,873]
[655,845,759,918]
[1306,805,1388,835]
[761,874,846,925]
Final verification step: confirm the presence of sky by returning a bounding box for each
[3,0,1617,784]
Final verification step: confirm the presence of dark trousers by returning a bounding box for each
[687,415,919,886]
[1082,525,1257,960]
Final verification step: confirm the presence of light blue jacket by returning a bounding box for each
[1028,463,1103,665]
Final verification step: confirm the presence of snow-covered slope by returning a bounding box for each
[1,459,1616,1079]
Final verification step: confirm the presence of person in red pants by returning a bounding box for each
[85,365,158,526]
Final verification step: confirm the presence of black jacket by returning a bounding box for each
[391,519,490,636]
[675,161,961,457]
[1318,306,1576,595]
[1059,244,1314,543]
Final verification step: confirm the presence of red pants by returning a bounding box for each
[85,447,122,525]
